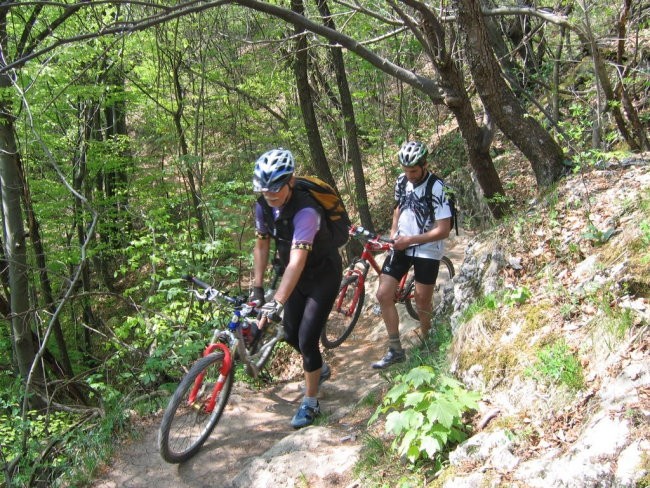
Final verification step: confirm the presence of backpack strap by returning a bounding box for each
[396,174,407,209]
[425,173,437,221]
[428,174,459,236]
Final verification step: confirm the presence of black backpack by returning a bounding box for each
[397,173,458,235]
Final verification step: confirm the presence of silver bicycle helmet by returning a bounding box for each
[253,148,295,192]
[398,141,428,167]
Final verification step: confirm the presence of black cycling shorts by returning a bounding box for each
[380,250,440,285]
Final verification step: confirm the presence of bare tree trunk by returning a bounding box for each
[291,0,336,187]
[614,0,649,150]
[171,60,206,239]
[17,153,74,378]
[578,0,639,151]
[315,0,374,231]
[552,27,566,123]
[398,0,508,218]
[0,73,39,385]
[76,102,103,350]
[455,0,565,188]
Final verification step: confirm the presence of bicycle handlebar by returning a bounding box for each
[349,225,394,244]
[182,274,246,306]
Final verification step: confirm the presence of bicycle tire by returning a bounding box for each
[321,274,364,349]
[158,351,234,463]
[404,256,455,320]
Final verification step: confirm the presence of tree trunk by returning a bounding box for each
[170,61,206,239]
[401,0,508,218]
[76,102,102,351]
[442,74,507,219]
[17,153,74,378]
[456,0,565,189]
[291,0,336,188]
[0,73,39,384]
[315,0,374,231]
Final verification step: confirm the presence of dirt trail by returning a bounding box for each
[92,234,468,488]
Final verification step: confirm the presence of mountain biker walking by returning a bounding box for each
[372,141,452,369]
[251,148,342,427]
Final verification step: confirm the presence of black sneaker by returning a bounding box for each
[371,348,406,369]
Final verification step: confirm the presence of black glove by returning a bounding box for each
[260,299,284,322]
[251,286,265,305]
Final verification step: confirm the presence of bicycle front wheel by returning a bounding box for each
[321,274,364,349]
[158,351,234,463]
[404,256,455,320]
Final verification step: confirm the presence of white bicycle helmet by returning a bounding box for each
[253,148,295,192]
[398,141,429,167]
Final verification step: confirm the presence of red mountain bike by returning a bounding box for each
[321,225,455,348]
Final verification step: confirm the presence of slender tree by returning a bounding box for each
[455,0,566,187]
[315,0,373,231]
[291,0,337,187]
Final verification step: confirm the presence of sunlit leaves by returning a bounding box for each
[370,366,480,463]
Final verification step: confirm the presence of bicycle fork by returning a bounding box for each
[188,342,232,414]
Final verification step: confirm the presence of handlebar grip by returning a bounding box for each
[351,225,394,244]
[184,274,212,290]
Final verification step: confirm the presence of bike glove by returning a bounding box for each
[260,299,284,322]
[251,286,266,305]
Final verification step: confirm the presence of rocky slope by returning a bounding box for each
[440,158,650,487]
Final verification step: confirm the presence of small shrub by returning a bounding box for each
[369,366,480,465]
[504,286,532,306]
[582,223,616,246]
[526,339,584,390]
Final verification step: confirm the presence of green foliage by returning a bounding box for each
[486,192,514,207]
[525,339,584,391]
[369,366,480,465]
[459,293,499,323]
[504,286,532,305]
[459,287,530,324]
[582,223,617,246]
[0,388,98,487]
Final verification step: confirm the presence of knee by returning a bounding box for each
[376,286,393,305]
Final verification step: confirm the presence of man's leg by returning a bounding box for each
[376,273,400,338]
[414,282,434,336]
[372,274,406,368]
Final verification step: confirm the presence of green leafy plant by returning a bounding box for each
[582,223,616,246]
[459,293,499,323]
[504,286,532,305]
[526,340,584,390]
[369,366,480,465]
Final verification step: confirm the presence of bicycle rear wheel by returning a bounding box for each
[404,256,455,320]
[321,274,364,349]
[158,351,234,463]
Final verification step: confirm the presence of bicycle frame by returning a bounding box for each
[336,228,410,317]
